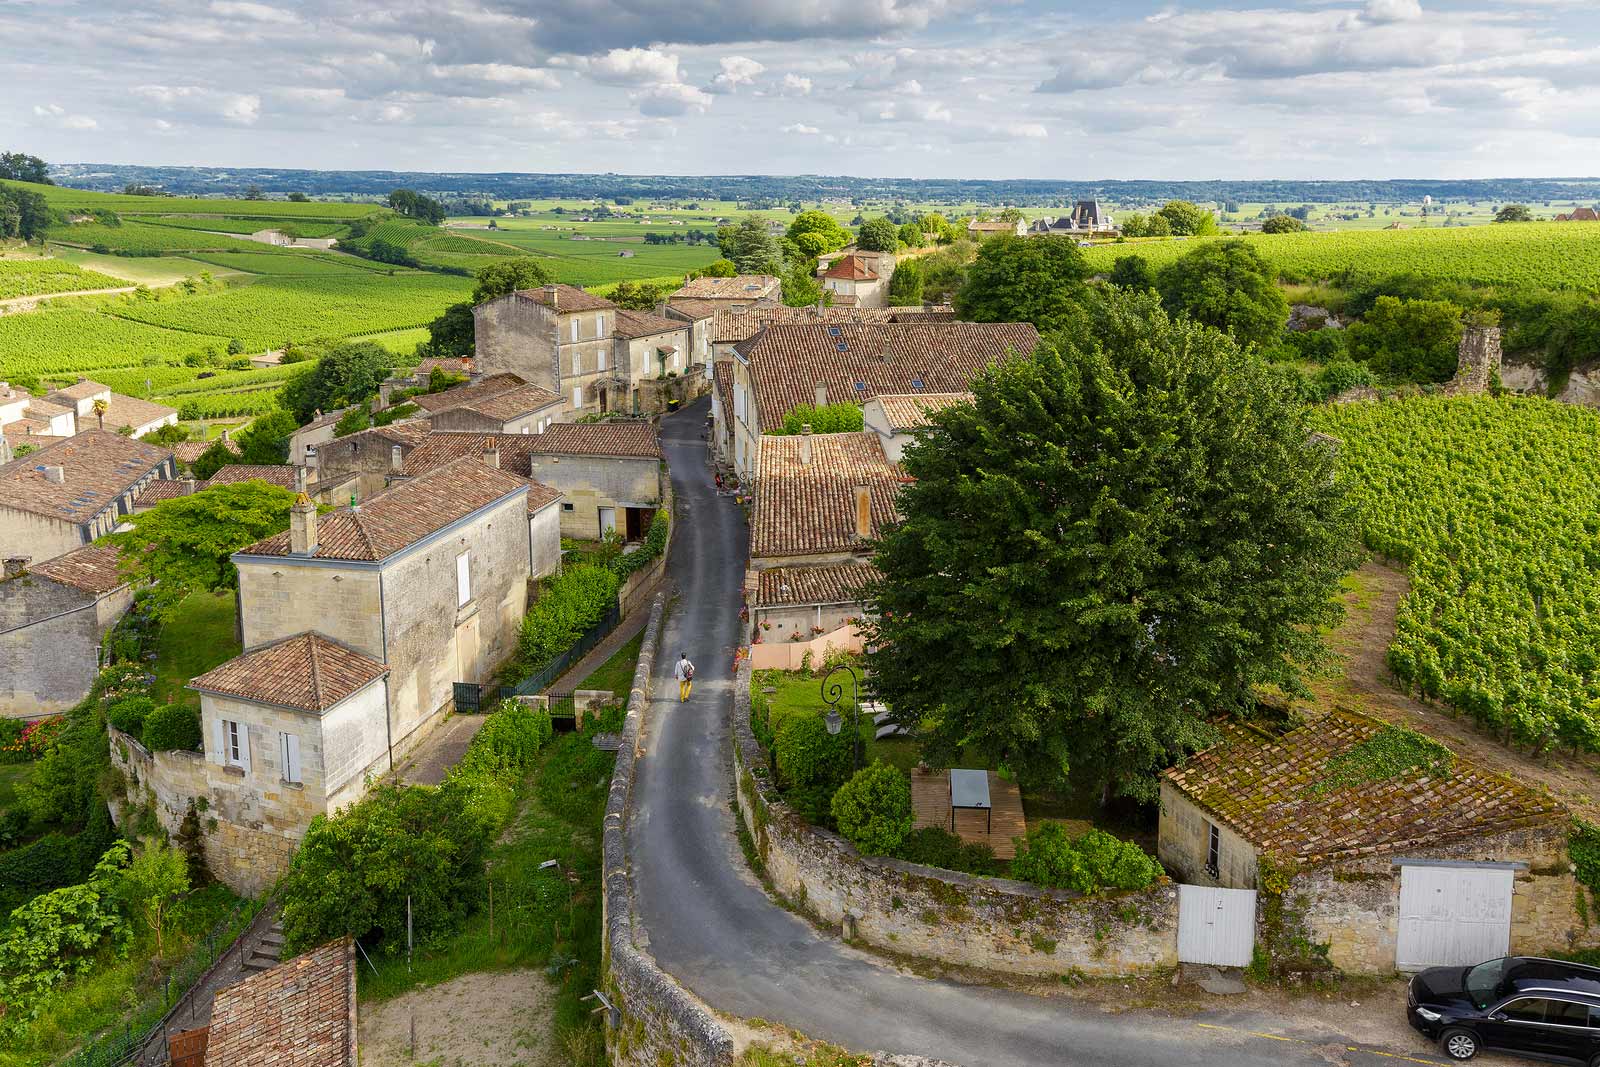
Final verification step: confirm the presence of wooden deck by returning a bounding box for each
[909,768,1027,860]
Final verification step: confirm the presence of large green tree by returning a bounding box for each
[471,259,555,305]
[280,340,393,422]
[0,151,51,184]
[856,217,899,252]
[1156,240,1288,350]
[1345,296,1465,382]
[1155,199,1219,236]
[865,291,1356,801]
[423,301,476,356]
[952,234,1093,332]
[719,216,782,274]
[104,482,298,620]
[786,210,851,256]
[1494,203,1534,223]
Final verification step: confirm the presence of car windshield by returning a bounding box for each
[1466,959,1509,1009]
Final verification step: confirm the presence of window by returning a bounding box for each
[573,350,582,375]
[561,501,575,512]
[598,347,607,372]
[456,552,471,607]
[572,385,583,408]
[595,312,604,337]
[216,718,250,771]
[1502,999,1555,1024]
[1547,1001,1590,1027]
[733,384,746,421]
[571,317,579,343]
[1205,822,1220,878]
[279,732,302,784]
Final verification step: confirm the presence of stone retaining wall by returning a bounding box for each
[602,593,736,1067]
[732,660,1180,977]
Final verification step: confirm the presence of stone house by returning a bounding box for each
[966,217,1026,238]
[747,430,900,637]
[1028,200,1116,235]
[304,421,434,502]
[861,392,971,463]
[669,274,781,309]
[288,408,351,466]
[707,304,957,364]
[426,383,564,435]
[43,378,179,438]
[0,545,132,718]
[1159,708,1579,974]
[472,285,693,418]
[0,430,175,565]
[711,362,737,468]
[724,321,1038,483]
[820,253,891,309]
[1555,207,1599,222]
[662,298,718,372]
[0,381,76,438]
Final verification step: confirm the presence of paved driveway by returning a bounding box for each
[628,398,1455,1067]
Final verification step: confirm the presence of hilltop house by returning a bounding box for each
[45,379,178,439]
[1028,200,1116,235]
[966,217,1026,239]
[304,421,434,501]
[1,545,132,719]
[0,430,175,565]
[670,274,781,308]
[820,252,892,309]
[1555,207,1599,222]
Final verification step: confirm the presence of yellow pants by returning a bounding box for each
[679,679,692,702]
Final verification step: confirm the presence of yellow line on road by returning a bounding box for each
[1193,1022,1445,1065]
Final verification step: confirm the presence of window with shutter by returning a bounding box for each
[571,317,579,343]
[456,552,472,607]
[280,732,302,784]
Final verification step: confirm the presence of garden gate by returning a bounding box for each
[1177,884,1257,968]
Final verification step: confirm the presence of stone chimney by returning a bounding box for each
[0,432,9,466]
[294,467,308,494]
[546,284,560,309]
[289,491,318,556]
[221,428,231,443]
[183,477,197,495]
[43,465,65,485]
[2,556,29,579]
[799,424,813,465]
[854,485,872,541]
[390,444,404,473]
[483,445,500,470]
[814,382,827,407]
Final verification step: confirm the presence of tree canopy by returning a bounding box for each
[0,185,50,240]
[1155,199,1219,236]
[280,340,394,422]
[864,290,1356,801]
[1345,296,1465,382]
[423,301,475,357]
[387,188,446,225]
[1155,239,1288,350]
[952,234,1093,332]
[609,279,670,310]
[1107,254,1154,291]
[786,211,851,256]
[0,152,51,184]
[104,482,299,620]
[856,217,900,252]
[1494,203,1534,223]
[471,259,554,305]
[718,216,782,275]
[1261,215,1308,234]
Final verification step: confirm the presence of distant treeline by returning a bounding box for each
[44,163,1600,207]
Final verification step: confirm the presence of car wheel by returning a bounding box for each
[1439,1028,1479,1061]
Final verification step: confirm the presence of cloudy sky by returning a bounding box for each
[1,0,1596,179]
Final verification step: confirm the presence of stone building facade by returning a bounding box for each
[0,545,132,718]
[0,430,174,565]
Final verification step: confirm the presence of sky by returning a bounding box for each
[2,0,1598,180]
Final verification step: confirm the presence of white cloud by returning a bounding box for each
[208,1,299,25]
[1008,122,1047,139]
[782,122,821,134]
[429,63,561,89]
[635,82,712,117]
[573,46,683,87]
[1364,0,1424,24]
[711,55,764,93]
[220,93,260,124]
[781,73,813,96]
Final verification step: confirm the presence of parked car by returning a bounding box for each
[1408,956,1600,1063]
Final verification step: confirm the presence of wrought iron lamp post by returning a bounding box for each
[821,663,862,771]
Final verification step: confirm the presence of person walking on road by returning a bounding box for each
[675,653,695,702]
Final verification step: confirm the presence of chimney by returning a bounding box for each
[484,446,500,470]
[183,477,197,495]
[43,465,65,485]
[289,492,318,555]
[854,485,872,541]
[221,429,231,443]
[799,424,813,465]
[815,295,824,312]
[390,444,404,473]
[546,284,559,309]
[2,556,29,579]
[0,432,9,466]
[294,467,308,494]
[814,382,827,408]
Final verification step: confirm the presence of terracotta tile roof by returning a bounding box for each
[822,254,879,282]
[713,362,735,428]
[710,305,957,345]
[240,457,532,562]
[410,357,471,380]
[737,322,1038,430]
[134,479,196,507]
[0,430,172,523]
[665,298,722,320]
[3,418,62,439]
[206,937,357,1067]
[872,392,972,431]
[25,543,127,594]
[672,275,779,301]
[172,438,240,465]
[298,406,354,433]
[453,384,563,422]
[387,433,562,511]
[524,480,562,514]
[204,464,298,489]
[100,394,177,433]
[613,308,687,340]
[516,283,615,312]
[412,373,528,415]
[190,633,387,712]
[531,422,662,459]
[1165,708,1567,865]
[752,432,904,559]
[24,396,72,420]
[44,379,110,405]
[754,563,879,608]
[366,419,433,446]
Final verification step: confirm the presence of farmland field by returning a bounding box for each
[1,178,378,219]
[1082,222,1600,290]
[54,250,249,285]
[182,251,393,276]
[0,257,129,299]
[137,216,350,239]
[0,306,230,375]
[1312,395,1600,752]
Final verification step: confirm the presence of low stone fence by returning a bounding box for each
[602,593,736,1067]
[732,659,1180,977]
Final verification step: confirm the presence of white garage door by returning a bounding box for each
[1178,885,1257,968]
[1396,863,1514,971]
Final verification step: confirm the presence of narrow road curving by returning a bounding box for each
[629,397,1447,1067]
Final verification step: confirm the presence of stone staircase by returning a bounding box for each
[240,920,285,974]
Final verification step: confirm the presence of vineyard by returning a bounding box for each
[0,178,377,219]
[46,220,275,255]
[1082,223,1600,291]
[182,251,394,276]
[0,306,229,373]
[0,258,128,299]
[137,216,350,239]
[1312,395,1600,752]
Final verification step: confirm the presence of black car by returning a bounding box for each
[1408,956,1600,1063]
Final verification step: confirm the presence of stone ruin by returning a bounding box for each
[1445,324,1502,395]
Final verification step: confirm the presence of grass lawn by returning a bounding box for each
[0,762,34,812]
[152,591,241,705]
[359,729,613,1066]
[574,631,644,696]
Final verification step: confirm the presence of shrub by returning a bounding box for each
[1314,359,1376,400]
[895,827,999,876]
[773,403,864,436]
[1009,823,1162,894]
[831,761,913,856]
[0,833,81,893]
[142,704,202,752]
[612,510,669,579]
[442,701,554,834]
[516,565,620,677]
[772,715,852,795]
[0,718,27,764]
[106,695,157,737]
[1345,295,1465,383]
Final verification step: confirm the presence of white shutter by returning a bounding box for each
[456,552,472,607]
[598,347,607,372]
[237,723,251,773]
[572,386,583,408]
[281,732,302,784]
[212,717,225,764]
[570,317,578,342]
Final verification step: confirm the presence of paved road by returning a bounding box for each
[629,398,1450,1067]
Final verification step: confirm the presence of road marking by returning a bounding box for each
[1193,1022,1446,1065]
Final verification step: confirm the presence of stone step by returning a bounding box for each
[258,932,285,948]
[241,954,278,972]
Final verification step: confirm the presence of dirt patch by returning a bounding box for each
[1312,560,1600,821]
[359,969,556,1067]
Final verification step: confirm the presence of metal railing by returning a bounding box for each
[507,600,622,699]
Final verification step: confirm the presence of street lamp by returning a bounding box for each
[821,663,862,771]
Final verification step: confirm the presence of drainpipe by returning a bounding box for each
[379,571,394,774]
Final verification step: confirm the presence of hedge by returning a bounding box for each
[515,565,619,677]
[142,704,202,753]
[1010,824,1162,894]
[612,510,669,579]
[106,695,157,737]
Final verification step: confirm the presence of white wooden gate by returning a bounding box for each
[1178,884,1257,968]
[1396,863,1514,971]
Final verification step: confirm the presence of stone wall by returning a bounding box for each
[732,660,1180,977]
[602,593,736,1067]
[527,453,662,540]
[1157,780,1262,890]
[0,575,130,718]
[636,372,710,416]
[473,292,561,394]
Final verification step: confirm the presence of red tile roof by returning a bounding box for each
[205,465,299,489]
[613,308,688,340]
[458,384,563,422]
[710,305,955,345]
[822,254,879,282]
[134,479,196,508]
[101,394,178,432]
[531,422,662,459]
[26,543,127,594]
[411,373,528,415]
[754,563,879,608]
[1165,708,1567,865]
[0,430,172,523]
[665,298,722,321]
[871,392,972,431]
[736,322,1037,430]
[190,633,387,712]
[752,432,904,559]
[240,457,532,562]
[672,275,779,300]
[206,937,357,1067]
[172,438,239,466]
[516,283,615,312]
